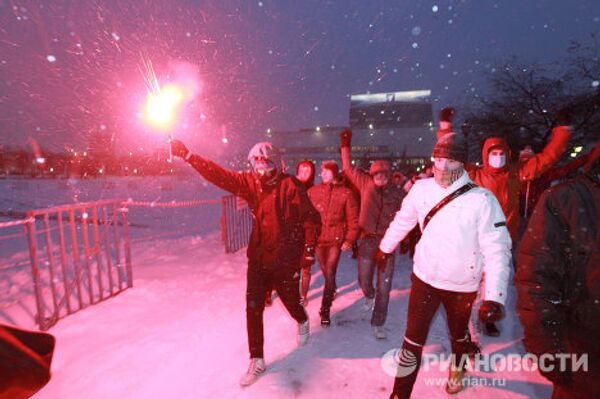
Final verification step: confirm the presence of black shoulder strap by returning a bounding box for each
[422,183,476,231]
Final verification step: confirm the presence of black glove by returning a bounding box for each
[555,105,574,126]
[340,128,352,148]
[478,300,505,323]
[440,107,455,123]
[374,248,392,270]
[171,139,190,159]
[302,245,316,266]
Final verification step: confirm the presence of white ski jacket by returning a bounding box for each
[379,171,512,304]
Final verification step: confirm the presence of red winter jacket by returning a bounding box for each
[308,181,360,246]
[187,155,321,270]
[0,324,55,399]
[467,126,571,241]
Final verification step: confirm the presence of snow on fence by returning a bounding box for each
[24,200,133,330]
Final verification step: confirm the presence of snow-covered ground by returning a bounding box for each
[1,177,553,398]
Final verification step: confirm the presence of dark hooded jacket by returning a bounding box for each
[187,155,321,270]
[467,126,571,241]
[515,167,600,398]
[296,160,316,190]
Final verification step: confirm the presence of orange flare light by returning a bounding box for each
[143,84,184,130]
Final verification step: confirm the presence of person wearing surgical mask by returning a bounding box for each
[488,148,507,169]
[435,107,573,338]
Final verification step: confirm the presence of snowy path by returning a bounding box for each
[33,233,552,399]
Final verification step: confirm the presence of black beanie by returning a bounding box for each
[433,132,468,163]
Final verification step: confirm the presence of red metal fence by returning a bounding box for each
[220,195,252,254]
[1,195,251,330]
[24,199,133,330]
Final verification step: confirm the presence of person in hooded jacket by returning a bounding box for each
[340,129,405,339]
[265,159,316,307]
[307,161,360,326]
[515,152,600,399]
[170,140,321,387]
[438,107,572,336]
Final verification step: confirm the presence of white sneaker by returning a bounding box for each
[298,319,310,346]
[373,325,387,340]
[239,358,266,387]
[362,297,374,312]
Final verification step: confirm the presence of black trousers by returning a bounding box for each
[315,244,342,311]
[246,265,308,359]
[392,273,477,398]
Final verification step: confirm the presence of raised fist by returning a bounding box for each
[440,107,455,123]
[340,128,352,148]
[555,105,574,126]
[170,139,190,159]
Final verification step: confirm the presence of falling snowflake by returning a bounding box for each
[432,5,439,13]
[46,55,56,62]
[592,80,599,88]
[411,42,418,49]
[411,26,421,36]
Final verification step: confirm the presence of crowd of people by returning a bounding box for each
[168,105,599,398]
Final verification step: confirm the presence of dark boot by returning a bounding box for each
[483,322,500,337]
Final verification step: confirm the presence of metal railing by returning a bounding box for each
[220,195,252,253]
[2,194,250,330]
[24,199,132,330]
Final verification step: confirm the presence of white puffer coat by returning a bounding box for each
[379,171,512,304]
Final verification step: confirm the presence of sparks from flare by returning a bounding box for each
[138,53,184,161]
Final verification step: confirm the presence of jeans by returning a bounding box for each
[246,265,307,358]
[392,273,477,398]
[358,235,395,326]
[315,245,342,311]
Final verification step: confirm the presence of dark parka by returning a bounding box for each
[187,155,321,270]
[515,172,600,399]
[307,181,360,246]
[341,147,405,237]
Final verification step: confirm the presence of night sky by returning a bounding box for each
[1,0,599,156]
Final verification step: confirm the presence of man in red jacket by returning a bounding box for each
[307,161,359,326]
[171,140,321,387]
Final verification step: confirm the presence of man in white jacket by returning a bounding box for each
[376,132,512,398]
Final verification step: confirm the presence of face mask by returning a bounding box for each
[251,159,278,184]
[433,165,464,188]
[489,154,506,169]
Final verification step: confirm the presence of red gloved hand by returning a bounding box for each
[340,129,352,148]
[479,300,505,323]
